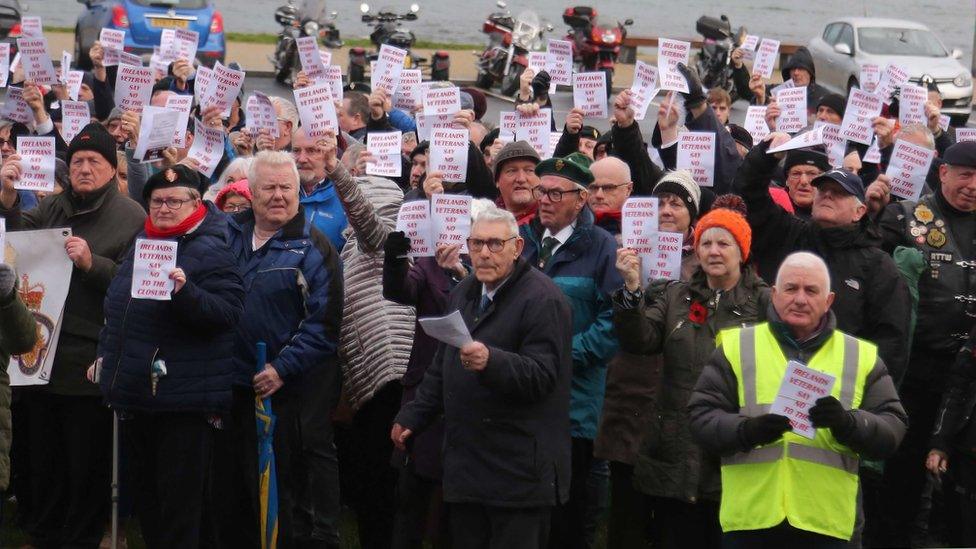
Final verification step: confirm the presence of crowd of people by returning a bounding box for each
[0,24,973,549]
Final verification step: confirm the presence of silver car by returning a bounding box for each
[808,17,973,125]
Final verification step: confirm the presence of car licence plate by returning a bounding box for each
[149,18,190,29]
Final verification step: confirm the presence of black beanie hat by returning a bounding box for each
[410,141,429,161]
[817,93,847,118]
[784,146,831,174]
[480,127,500,152]
[728,124,753,150]
[142,164,202,202]
[66,123,118,169]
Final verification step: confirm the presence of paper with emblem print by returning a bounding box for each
[769,361,836,440]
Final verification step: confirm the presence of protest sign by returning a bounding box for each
[114,65,154,114]
[875,64,910,104]
[645,231,684,282]
[423,86,461,116]
[769,361,836,440]
[767,125,825,153]
[886,139,936,201]
[752,38,780,79]
[815,121,846,167]
[740,34,759,60]
[1,87,30,124]
[174,29,199,62]
[164,94,193,148]
[864,137,882,164]
[371,44,407,94]
[658,38,690,92]
[297,36,327,79]
[131,239,178,300]
[515,108,552,157]
[415,113,456,142]
[119,51,142,67]
[60,100,90,144]
[429,128,469,183]
[394,68,422,111]
[193,65,211,107]
[898,84,928,126]
[133,106,180,164]
[629,60,658,120]
[99,28,125,66]
[956,127,976,143]
[202,62,245,117]
[839,88,883,145]
[294,81,338,137]
[549,132,562,154]
[60,51,71,83]
[545,39,573,86]
[366,131,403,177]
[0,43,8,87]
[860,64,880,93]
[319,49,332,66]
[621,197,659,249]
[431,194,471,252]
[18,38,57,85]
[676,132,716,187]
[939,114,950,132]
[322,65,343,101]
[573,72,608,118]
[744,106,770,142]
[185,119,225,178]
[16,136,56,192]
[20,16,42,38]
[65,70,83,101]
[245,91,278,139]
[774,86,807,133]
[395,200,434,257]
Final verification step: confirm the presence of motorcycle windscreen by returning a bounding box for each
[512,10,541,48]
[299,0,330,22]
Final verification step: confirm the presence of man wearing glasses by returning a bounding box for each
[392,204,574,549]
[519,157,622,549]
[587,156,634,240]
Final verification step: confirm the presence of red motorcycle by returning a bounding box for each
[476,2,551,96]
[562,6,632,92]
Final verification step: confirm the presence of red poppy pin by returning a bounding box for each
[689,301,707,325]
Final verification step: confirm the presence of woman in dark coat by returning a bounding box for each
[95,165,244,549]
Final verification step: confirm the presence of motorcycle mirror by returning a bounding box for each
[546,23,554,32]
[410,3,420,13]
[624,18,633,26]
[360,3,370,13]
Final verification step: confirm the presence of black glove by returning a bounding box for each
[676,62,706,108]
[808,396,855,435]
[741,413,793,447]
[531,70,552,99]
[384,231,411,258]
[0,264,16,301]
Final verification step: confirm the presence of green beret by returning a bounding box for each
[564,152,593,169]
[535,156,595,186]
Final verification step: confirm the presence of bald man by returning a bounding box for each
[588,156,634,238]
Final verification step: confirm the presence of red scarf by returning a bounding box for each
[594,209,622,225]
[144,203,207,239]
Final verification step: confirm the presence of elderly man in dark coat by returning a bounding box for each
[392,203,574,549]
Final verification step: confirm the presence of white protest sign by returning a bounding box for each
[676,132,716,187]
[319,49,332,66]
[395,200,434,257]
[119,51,143,67]
[939,114,951,132]
[875,64,910,104]
[418,310,473,348]
[17,38,57,85]
[20,16,42,38]
[775,86,807,133]
[0,43,9,87]
[150,51,169,80]
[863,137,882,164]
[657,38,690,93]
[245,91,278,139]
[60,51,71,83]
[133,106,180,164]
[415,113,456,142]
[815,121,846,167]
[744,106,770,142]
[515,108,552,157]
[371,44,407,95]
[185,119,224,178]
[839,88,883,145]
[432,194,472,252]
[1,87,30,124]
[573,72,608,119]
[174,29,199,62]
[203,62,245,118]
[767,125,825,153]
[8,51,19,76]
[164,94,193,148]
[103,47,121,68]
[429,128,469,183]
[752,38,780,79]
[322,65,343,101]
[16,136,56,192]
[423,86,460,116]
[629,60,658,121]
[131,239,178,300]
[899,84,928,126]
[99,28,125,67]
[394,69,422,111]
[114,65,153,114]
[527,51,546,72]
[60,100,90,144]
[645,231,684,282]
[956,128,976,143]
[621,197,659,249]
[193,65,212,106]
[740,34,759,60]
[297,36,327,79]
[65,70,83,101]
[769,361,836,440]
[549,131,562,154]
[295,81,338,138]
[366,131,403,177]
[6,228,73,387]
[545,39,574,86]
[160,29,177,60]
[886,139,935,201]
[770,78,794,96]
[860,64,880,93]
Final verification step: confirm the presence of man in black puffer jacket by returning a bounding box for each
[732,46,830,114]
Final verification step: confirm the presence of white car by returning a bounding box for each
[808,18,973,125]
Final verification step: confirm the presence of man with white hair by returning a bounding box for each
[216,150,344,548]
[689,251,907,546]
[391,204,574,549]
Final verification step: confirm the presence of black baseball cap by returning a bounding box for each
[812,168,865,202]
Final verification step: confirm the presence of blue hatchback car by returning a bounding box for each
[74,0,225,68]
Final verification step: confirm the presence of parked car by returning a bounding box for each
[808,17,972,125]
[74,0,225,69]
[0,0,22,55]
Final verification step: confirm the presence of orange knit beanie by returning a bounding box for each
[693,208,752,262]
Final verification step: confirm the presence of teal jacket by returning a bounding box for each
[301,179,349,251]
[520,207,622,439]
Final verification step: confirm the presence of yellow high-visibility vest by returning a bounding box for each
[716,323,876,541]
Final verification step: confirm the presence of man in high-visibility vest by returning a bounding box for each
[688,251,907,546]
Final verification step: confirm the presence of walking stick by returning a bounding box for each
[111,409,120,549]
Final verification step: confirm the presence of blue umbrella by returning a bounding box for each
[255,342,279,549]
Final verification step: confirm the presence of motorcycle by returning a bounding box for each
[348,3,450,84]
[694,15,747,101]
[475,2,552,97]
[271,0,343,85]
[562,6,632,93]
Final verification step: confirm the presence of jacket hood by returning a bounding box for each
[781,46,817,83]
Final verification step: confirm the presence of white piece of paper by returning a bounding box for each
[515,108,552,158]
[431,194,471,251]
[645,231,684,282]
[875,64,910,104]
[418,310,473,348]
[174,28,199,62]
[202,62,245,118]
[371,44,407,95]
[65,70,83,101]
[114,65,154,114]
[17,38,57,85]
[99,28,125,66]
[132,106,180,163]
[297,36,327,79]
[16,136,56,192]
[814,121,846,167]
[159,29,177,60]
[0,43,9,88]
[59,50,71,83]
[245,91,278,139]
[956,128,976,143]
[886,139,936,201]
[185,119,224,178]
[59,100,90,144]
[322,65,344,102]
[939,114,951,132]
[20,16,42,38]
[545,39,574,86]
[769,361,836,440]
[119,51,143,67]
[429,128,469,183]
[415,113,457,142]
[621,197,659,249]
[744,106,770,143]
[394,68,423,111]
[774,86,807,133]
[193,65,212,107]
[767,125,825,153]
[657,38,690,93]
[164,94,193,148]
[131,239,178,300]
[366,131,403,177]
[629,60,658,121]
[150,51,169,80]
[319,49,332,66]
[676,132,716,187]
[8,51,19,76]
[740,34,760,60]
[839,88,883,145]
[1,87,30,124]
[395,200,433,257]
[573,72,608,119]
[863,137,882,164]
[103,47,121,68]
[860,64,880,93]
[752,38,780,79]
[898,84,928,126]
[294,81,338,138]
[769,78,794,96]
[499,111,517,141]
[549,131,562,154]
[423,86,461,116]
